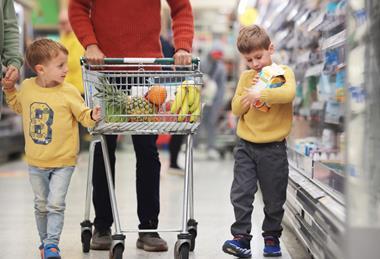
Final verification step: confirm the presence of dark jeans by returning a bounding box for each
[92,134,161,230]
[230,138,289,239]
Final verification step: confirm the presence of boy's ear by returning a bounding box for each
[268,43,275,55]
[34,64,44,75]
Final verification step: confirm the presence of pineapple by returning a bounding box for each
[94,76,156,122]
[125,97,155,122]
[94,76,128,122]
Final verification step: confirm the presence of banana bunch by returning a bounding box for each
[170,80,201,123]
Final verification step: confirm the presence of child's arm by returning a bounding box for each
[241,74,260,107]
[258,66,296,104]
[2,79,22,114]
[231,72,252,116]
[68,88,99,128]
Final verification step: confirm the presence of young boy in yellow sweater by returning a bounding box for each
[2,39,101,259]
[222,25,296,258]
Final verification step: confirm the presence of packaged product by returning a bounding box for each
[251,63,286,112]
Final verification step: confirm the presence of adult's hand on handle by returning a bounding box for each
[173,49,192,65]
[85,44,105,65]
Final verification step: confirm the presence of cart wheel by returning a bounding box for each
[178,244,190,259]
[81,230,92,253]
[189,229,197,251]
[187,219,198,251]
[109,244,124,259]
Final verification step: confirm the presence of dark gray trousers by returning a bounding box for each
[230,138,289,239]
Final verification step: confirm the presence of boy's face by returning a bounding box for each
[39,52,68,85]
[242,43,274,72]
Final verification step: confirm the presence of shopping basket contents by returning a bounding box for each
[82,58,203,134]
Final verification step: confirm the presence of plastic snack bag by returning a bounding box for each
[251,63,286,112]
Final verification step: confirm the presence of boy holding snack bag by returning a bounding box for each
[222,25,296,258]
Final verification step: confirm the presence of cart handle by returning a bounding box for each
[80,57,200,66]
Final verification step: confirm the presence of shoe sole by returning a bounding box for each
[90,242,111,250]
[136,239,168,252]
[263,252,282,257]
[222,244,252,258]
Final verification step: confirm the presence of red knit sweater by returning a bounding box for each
[68,0,194,58]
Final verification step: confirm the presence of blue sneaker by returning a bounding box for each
[44,244,61,259]
[263,236,281,257]
[222,236,252,258]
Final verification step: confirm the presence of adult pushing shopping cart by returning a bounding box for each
[80,57,203,259]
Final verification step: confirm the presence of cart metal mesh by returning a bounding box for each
[82,58,203,135]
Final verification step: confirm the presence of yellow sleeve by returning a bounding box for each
[67,86,96,128]
[231,71,252,117]
[4,88,22,114]
[259,66,296,104]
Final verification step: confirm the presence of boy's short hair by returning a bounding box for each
[237,25,271,54]
[26,38,68,72]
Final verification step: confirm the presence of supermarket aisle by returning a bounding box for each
[0,147,292,259]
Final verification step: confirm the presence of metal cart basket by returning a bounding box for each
[80,57,203,259]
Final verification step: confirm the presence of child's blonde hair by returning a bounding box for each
[237,25,271,54]
[26,38,68,72]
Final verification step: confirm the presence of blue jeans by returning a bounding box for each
[28,166,74,246]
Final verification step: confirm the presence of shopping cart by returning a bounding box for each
[80,57,203,259]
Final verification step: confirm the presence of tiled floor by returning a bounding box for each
[0,145,292,259]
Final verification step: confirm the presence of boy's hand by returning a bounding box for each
[4,65,19,82]
[240,95,251,111]
[2,65,19,91]
[252,74,259,86]
[1,78,16,91]
[91,106,101,121]
[242,87,261,108]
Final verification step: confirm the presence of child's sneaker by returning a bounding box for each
[222,235,252,258]
[39,244,44,259]
[44,244,61,259]
[263,236,281,257]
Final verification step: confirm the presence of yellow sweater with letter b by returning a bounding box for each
[4,78,96,168]
[231,65,296,143]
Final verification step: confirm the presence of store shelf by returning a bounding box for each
[307,12,325,31]
[304,63,324,77]
[322,30,346,50]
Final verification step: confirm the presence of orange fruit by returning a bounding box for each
[145,85,167,105]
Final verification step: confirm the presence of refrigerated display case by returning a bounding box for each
[345,0,380,258]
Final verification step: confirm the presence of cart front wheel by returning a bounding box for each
[109,244,124,259]
[175,243,189,259]
[81,230,92,253]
